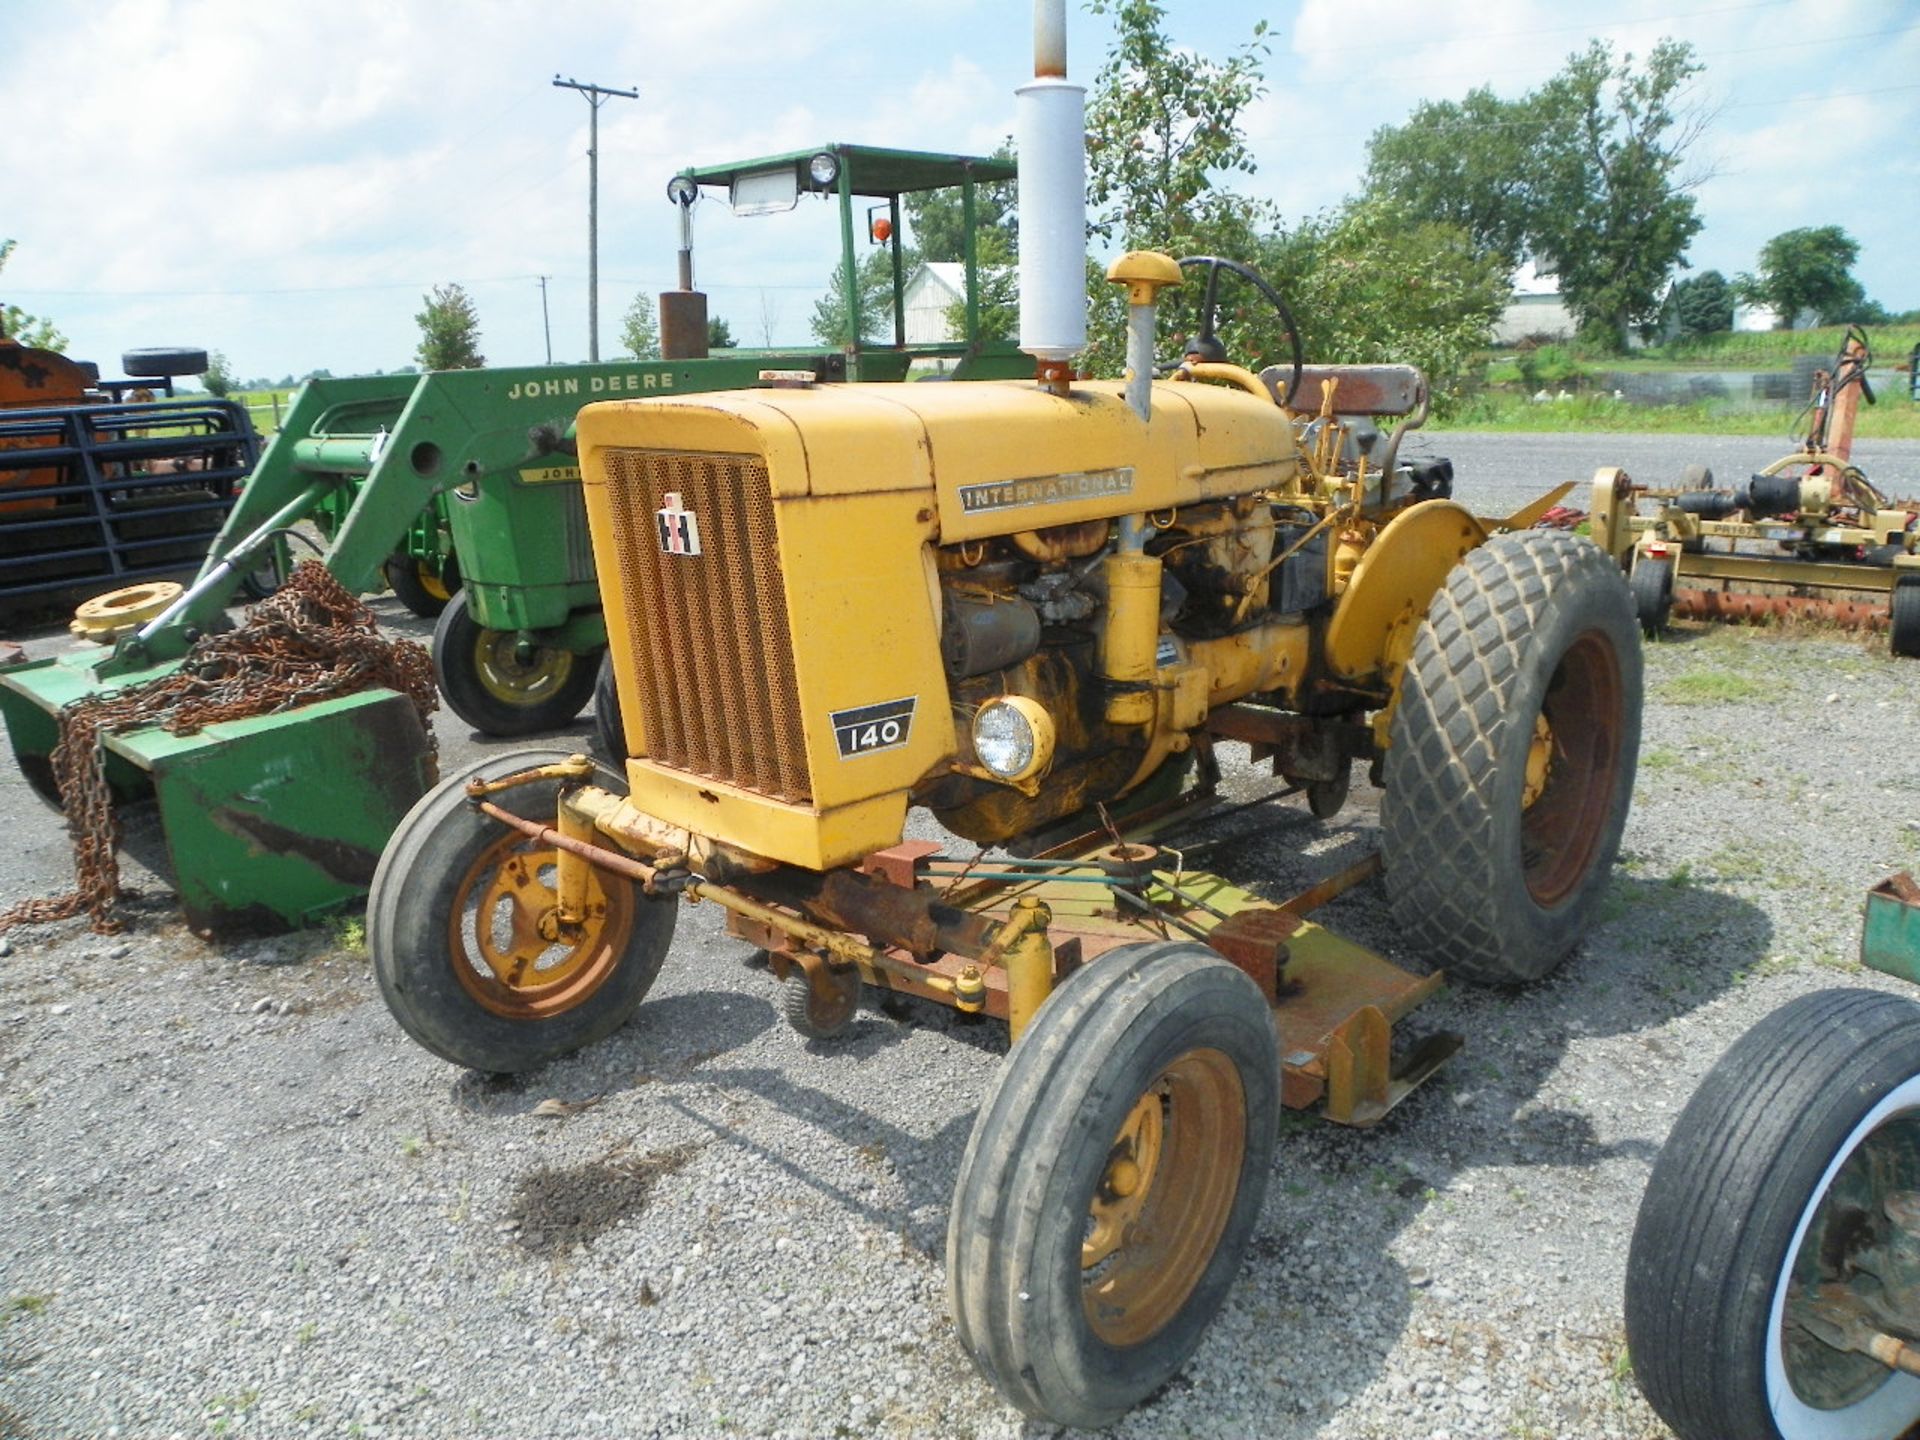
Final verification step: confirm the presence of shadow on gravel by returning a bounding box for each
[652,1072,974,1258]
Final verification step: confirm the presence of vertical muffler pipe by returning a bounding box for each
[1017,0,1086,392]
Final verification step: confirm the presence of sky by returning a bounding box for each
[2,0,1916,383]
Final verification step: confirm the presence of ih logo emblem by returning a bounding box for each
[830,697,917,758]
[655,492,702,556]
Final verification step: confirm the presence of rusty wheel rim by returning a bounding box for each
[1521,630,1623,907]
[448,832,633,1020]
[1082,1047,1245,1347]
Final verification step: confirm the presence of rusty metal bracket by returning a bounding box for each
[465,753,596,801]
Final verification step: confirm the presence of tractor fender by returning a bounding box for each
[1323,499,1487,686]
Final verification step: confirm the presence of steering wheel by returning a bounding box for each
[1174,255,1304,408]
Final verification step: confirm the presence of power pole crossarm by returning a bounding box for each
[553,75,638,362]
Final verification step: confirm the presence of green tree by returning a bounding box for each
[414,283,484,370]
[1668,270,1734,337]
[0,239,67,352]
[809,248,916,347]
[1084,0,1269,250]
[1081,1,1277,375]
[620,292,660,359]
[707,315,736,349]
[1363,88,1535,264]
[1529,41,1706,348]
[903,142,1017,261]
[940,227,1019,345]
[1365,40,1708,350]
[200,350,236,398]
[1736,226,1863,328]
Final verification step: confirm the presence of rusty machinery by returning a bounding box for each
[364,7,1643,1423]
[0,338,261,624]
[1590,327,1920,653]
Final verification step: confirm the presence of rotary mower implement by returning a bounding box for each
[1590,327,1920,650]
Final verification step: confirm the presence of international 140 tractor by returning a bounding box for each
[368,9,1643,1426]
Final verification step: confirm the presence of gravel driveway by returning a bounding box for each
[2,432,1917,1440]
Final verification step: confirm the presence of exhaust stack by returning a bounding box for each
[1016,0,1086,377]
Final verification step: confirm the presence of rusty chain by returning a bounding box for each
[0,562,438,935]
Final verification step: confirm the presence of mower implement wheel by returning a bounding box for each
[1381,529,1641,984]
[385,548,461,618]
[1630,555,1674,636]
[782,963,860,1041]
[432,590,600,736]
[1624,989,1920,1440]
[592,651,625,761]
[369,748,675,1073]
[1891,579,1920,659]
[947,941,1279,1429]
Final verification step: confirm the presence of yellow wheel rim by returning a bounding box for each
[419,562,452,603]
[1081,1047,1246,1347]
[1522,712,1554,809]
[473,631,575,707]
[448,831,633,1020]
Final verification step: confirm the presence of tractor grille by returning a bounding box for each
[600,449,811,803]
[562,487,596,583]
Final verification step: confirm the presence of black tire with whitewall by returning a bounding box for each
[1623,988,1920,1440]
[1381,529,1641,984]
[370,749,676,1073]
[946,941,1280,1429]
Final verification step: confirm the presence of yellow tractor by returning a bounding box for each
[367,245,1641,1427]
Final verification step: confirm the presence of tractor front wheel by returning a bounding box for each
[947,941,1279,1429]
[369,749,675,1072]
[432,590,600,736]
[1381,530,1641,984]
[1624,989,1920,1440]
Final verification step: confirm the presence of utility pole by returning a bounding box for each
[536,275,553,363]
[552,75,638,362]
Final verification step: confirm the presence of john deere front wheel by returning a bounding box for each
[432,590,600,736]
[1381,530,1641,984]
[947,941,1279,1429]
[369,749,675,1072]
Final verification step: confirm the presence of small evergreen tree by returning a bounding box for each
[414,283,485,370]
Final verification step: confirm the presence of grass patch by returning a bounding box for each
[1642,322,1920,366]
[1437,388,1920,437]
[1655,668,1768,706]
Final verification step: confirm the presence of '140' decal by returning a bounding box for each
[830,697,916,758]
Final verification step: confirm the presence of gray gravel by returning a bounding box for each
[3,432,1918,1440]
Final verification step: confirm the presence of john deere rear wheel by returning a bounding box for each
[1381,530,1641,984]
[432,590,600,736]
[370,749,675,1072]
[385,548,461,618]
[947,941,1279,1429]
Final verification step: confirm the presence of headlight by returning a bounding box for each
[807,151,840,188]
[666,175,698,205]
[971,696,1055,783]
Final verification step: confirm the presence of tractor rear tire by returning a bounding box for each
[432,589,600,736]
[385,548,461,618]
[1630,555,1674,636]
[1891,579,1920,659]
[1623,989,1920,1440]
[947,941,1279,1429]
[369,748,676,1073]
[1381,530,1641,984]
